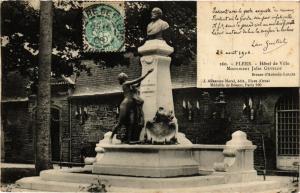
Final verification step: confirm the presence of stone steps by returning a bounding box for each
[16,168,291,192]
[37,169,225,189]
[16,175,288,193]
[16,176,89,192]
[109,181,289,193]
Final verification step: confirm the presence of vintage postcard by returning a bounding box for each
[1,1,299,192]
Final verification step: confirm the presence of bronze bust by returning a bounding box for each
[147,7,169,40]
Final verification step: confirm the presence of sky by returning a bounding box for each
[28,0,40,10]
[27,0,74,11]
[25,0,125,10]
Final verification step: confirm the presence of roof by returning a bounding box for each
[50,75,76,86]
[1,97,29,103]
[70,58,197,97]
[2,71,30,101]
[2,71,75,102]
[2,57,197,100]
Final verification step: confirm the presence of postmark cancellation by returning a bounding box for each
[82,2,125,52]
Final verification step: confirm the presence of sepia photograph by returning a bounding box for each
[0,1,299,192]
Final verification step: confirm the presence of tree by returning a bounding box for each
[1,1,196,91]
[1,1,39,92]
[1,1,84,93]
[35,1,53,173]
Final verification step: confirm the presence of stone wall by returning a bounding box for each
[1,102,34,163]
[56,97,71,162]
[173,88,230,145]
[2,85,298,170]
[69,95,122,162]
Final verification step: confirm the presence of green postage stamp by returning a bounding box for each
[83,2,125,52]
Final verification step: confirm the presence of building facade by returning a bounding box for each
[1,55,299,171]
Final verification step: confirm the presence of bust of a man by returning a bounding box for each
[147,7,169,40]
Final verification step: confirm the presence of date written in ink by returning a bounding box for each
[216,49,251,58]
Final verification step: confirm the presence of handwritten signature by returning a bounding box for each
[251,37,288,54]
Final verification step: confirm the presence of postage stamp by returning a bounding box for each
[83,2,125,52]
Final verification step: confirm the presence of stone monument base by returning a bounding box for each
[92,144,199,177]
[16,131,289,192]
[214,170,258,183]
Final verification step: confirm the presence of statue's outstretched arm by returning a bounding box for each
[133,82,141,87]
[124,69,153,85]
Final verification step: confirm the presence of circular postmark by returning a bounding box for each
[83,4,125,52]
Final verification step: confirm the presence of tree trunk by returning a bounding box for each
[35,1,53,174]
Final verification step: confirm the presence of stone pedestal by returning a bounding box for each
[138,39,177,142]
[213,130,258,183]
[92,144,199,177]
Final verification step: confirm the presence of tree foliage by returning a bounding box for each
[1,1,196,93]
[1,1,84,92]
[1,1,39,90]
[125,1,196,65]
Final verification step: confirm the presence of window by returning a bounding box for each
[276,95,299,156]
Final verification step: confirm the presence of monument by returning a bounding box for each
[139,7,178,143]
[109,7,178,144]
[16,7,287,193]
[92,8,199,177]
